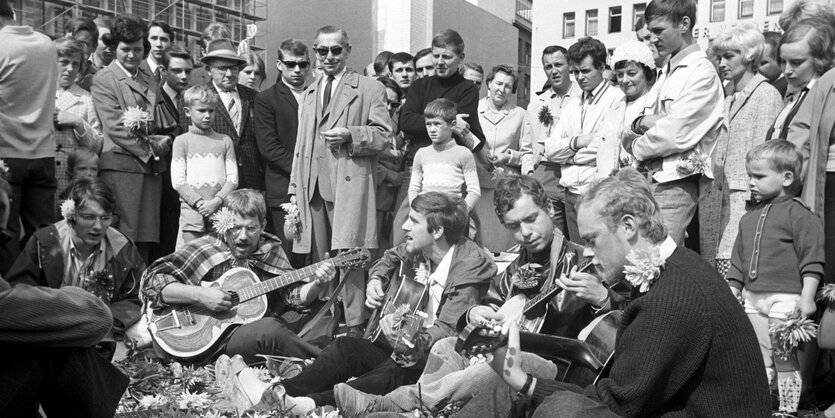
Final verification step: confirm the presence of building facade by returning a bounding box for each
[9,0,266,54]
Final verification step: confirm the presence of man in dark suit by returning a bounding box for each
[139,20,173,84]
[254,39,311,267]
[151,45,194,260]
[203,38,264,191]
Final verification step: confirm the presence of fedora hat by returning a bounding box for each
[201,38,247,64]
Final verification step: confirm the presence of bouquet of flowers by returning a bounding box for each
[82,269,115,304]
[676,149,710,176]
[770,312,818,361]
[279,202,302,241]
[122,106,163,173]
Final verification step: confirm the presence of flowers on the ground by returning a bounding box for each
[138,394,169,409]
[60,199,76,221]
[176,390,213,410]
[280,202,302,240]
[770,312,818,360]
[211,207,237,236]
[623,246,665,293]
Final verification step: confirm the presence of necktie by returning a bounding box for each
[322,75,335,115]
[228,96,240,132]
[154,66,162,83]
[175,93,185,124]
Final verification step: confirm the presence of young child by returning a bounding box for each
[408,98,480,212]
[58,148,100,204]
[726,140,824,415]
[171,85,238,248]
[53,37,103,217]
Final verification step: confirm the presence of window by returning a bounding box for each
[710,0,725,22]
[767,0,783,14]
[633,3,646,27]
[609,6,622,33]
[738,0,754,17]
[563,12,575,38]
[586,9,598,37]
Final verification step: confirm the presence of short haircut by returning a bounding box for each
[780,17,835,76]
[54,38,86,62]
[414,48,433,62]
[388,52,415,73]
[779,0,835,32]
[374,51,393,75]
[149,20,175,42]
[67,178,116,217]
[763,31,782,60]
[634,15,647,33]
[645,0,697,28]
[432,29,465,56]
[0,0,13,19]
[411,192,468,244]
[161,44,193,69]
[486,64,518,93]
[459,62,484,76]
[711,25,765,69]
[64,17,99,42]
[493,175,550,225]
[576,167,666,243]
[567,37,608,69]
[202,23,231,42]
[377,76,403,102]
[67,147,99,180]
[746,140,803,190]
[423,98,457,123]
[109,14,147,45]
[542,45,569,58]
[316,25,350,45]
[183,84,219,107]
[224,189,267,225]
[277,38,308,61]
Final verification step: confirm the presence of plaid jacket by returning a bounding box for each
[209,83,264,191]
[140,232,307,314]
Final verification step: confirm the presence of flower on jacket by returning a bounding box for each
[676,149,710,176]
[538,105,554,127]
[512,263,544,291]
[413,261,430,284]
[623,246,665,293]
[82,269,115,304]
[60,199,76,221]
[770,312,818,360]
[211,207,236,236]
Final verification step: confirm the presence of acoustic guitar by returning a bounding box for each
[456,310,621,386]
[147,248,371,362]
[364,260,429,347]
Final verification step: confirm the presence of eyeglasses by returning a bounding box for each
[228,224,261,235]
[211,64,241,73]
[76,213,114,224]
[314,45,345,57]
[281,60,310,69]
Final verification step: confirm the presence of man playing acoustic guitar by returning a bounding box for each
[141,189,337,364]
[218,191,496,415]
[333,175,631,416]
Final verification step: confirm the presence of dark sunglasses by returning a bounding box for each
[282,60,310,69]
[314,45,345,57]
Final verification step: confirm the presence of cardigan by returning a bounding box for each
[531,247,770,418]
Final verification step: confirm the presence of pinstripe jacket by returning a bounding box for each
[209,82,264,191]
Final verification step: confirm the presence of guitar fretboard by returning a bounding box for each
[234,261,329,303]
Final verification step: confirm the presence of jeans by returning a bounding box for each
[0,346,128,418]
[283,336,421,407]
[651,176,699,245]
[223,316,323,365]
[563,191,581,244]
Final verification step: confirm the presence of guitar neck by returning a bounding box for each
[233,260,330,303]
[520,260,592,314]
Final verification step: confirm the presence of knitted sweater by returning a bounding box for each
[409,141,480,210]
[531,247,770,418]
[727,196,825,293]
[171,126,238,206]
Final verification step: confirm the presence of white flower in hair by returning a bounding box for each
[211,207,237,235]
[610,40,656,70]
[60,199,76,221]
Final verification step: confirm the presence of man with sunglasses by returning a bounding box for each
[204,38,264,191]
[254,38,312,268]
[289,25,392,338]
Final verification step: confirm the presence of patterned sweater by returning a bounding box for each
[171,125,238,206]
[408,140,480,210]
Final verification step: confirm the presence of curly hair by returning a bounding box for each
[493,175,550,225]
[567,37,608,69]
[66,178,116,220]
[109,14,146,46]
[411,192,468,244]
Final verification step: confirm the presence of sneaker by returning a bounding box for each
[335,382,382,416]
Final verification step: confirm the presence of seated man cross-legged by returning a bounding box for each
[140,189,335,365]
[333,175,631,416]
[220,192,496,415]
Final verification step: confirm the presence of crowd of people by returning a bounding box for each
[2,0,835,416]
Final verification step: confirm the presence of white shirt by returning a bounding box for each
[546,81,626,194]
[114,59,136,79]
[628,44,725,183]
[319,67,346,110]
[424,245,455,327]
[214,82,241,129]
[146,56,162,78]
[525,82,583,173]
[163,82,179,103]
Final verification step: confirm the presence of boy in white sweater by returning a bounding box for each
[171,85,238,248]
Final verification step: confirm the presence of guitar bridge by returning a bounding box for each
[152,308,191,331]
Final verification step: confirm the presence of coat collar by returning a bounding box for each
[107,61,155,104]
[727,73,770,121]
